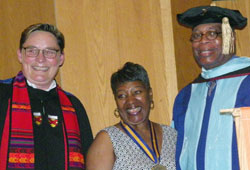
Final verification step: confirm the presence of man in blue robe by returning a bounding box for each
[172,5,249,170]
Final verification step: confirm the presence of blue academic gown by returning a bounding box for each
[172,56,250,170]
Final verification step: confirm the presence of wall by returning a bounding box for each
[0,0,56,79]
[55,0,178,135]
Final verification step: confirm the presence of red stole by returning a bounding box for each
[0,72,84,169]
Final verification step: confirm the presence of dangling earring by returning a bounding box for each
[114,108,120,118]
[150,100,154,110]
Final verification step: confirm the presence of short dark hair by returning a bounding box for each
[111,62,151,94]
[19,23,65,52]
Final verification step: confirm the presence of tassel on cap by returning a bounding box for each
[210,2,216,6]
[222,17,235,55]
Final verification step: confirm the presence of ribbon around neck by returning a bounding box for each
[120,120,160,164]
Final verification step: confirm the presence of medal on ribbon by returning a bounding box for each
[120,121,167,170]
[48,115,58,128]
[152,164,167,170]
[33,112,42,125]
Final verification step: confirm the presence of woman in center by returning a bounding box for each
[86,62,176,170]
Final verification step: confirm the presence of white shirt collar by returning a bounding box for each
[26,80,57,91]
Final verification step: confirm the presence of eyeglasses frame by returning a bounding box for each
[190,31,222,42]
[22,47,60,59]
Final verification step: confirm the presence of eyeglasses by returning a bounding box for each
[190,31,222,42]
[23,47,60,59]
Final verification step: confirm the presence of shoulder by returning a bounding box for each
[153,122,177,140]
[86,130,115,170]
[102,125,119,133]
[93,126,121,145]
[0,78,13,84]
[235,74,250,107]
[175,84,192,101]
[88,130,113,154]
[160,125,177,148]
[64,90,82,104]
[173,84,192,116]
[99,126,122,140]
[62,90,87,113]
[94,130,112,144]
[161,124,177,136]
[0,78,13,99]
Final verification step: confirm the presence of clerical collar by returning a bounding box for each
[26,80,57,92]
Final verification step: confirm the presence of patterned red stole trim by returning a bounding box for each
[57,87,85,169]
[0,72,84,169]
[0,100,11,170]
[8,73,34,169]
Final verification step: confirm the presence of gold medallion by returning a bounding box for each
[152,164,167,170]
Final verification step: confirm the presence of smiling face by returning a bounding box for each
[114,81,152,127]
[17,31,64,90]
[192,23,233,70]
